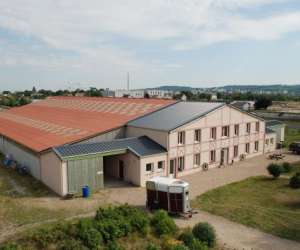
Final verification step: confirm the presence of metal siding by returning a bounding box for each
[67,156,103,194]
[1,137,40,179]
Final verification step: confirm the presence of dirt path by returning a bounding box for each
[175,210,300,250]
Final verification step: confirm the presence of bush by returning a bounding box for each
[106,241,124,250]
[146,243,161,250]
[282,162,293,173]
[178,229,208,250]
[169,244,189,250]
[151,210,177,236]
[58,239,88,250]
[76,219,103,249]
[290,172,300,189]
[192,222,216,248]
[267,164,283,179]
[0,243,21,250]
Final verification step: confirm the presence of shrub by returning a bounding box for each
[192,222,216,248]
[146,243,161,250]
[290,172,300,189]
[151,210,177,236]
[178,229,208,250]
[106,241,125,250]
[76,219,103,249]
[58,239,89,250]
[0,243,21,250]
[282,162,293,173]
[169,244,189,250]
[267,163,283,179]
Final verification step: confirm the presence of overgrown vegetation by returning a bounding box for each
[290,173,300,189]
[267,163,284,179]
[193,176,300,242]
[0,205,216,250]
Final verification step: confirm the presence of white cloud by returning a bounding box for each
[0,0,299,89]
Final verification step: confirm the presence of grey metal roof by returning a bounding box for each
[265,127,276,134]
[266,120,284,127]
[128,101,225,131]
[54,136,166,159]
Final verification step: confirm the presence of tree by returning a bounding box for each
[254,96,272,110]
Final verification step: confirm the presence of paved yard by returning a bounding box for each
[104,153,300,250]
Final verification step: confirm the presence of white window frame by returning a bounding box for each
[255,122,260,133]
[234,145,239,158]
[157,161,164,169]
[194,153,201,167]
[222,125,230,137]
[234,124,239,136]
[246,123,251,134]
[194,129,201,142]
[178,131,185,145]
[245,143,250,154]
[254,141,259,152]
[146,163,154,172]
[178,156,185,172]
[210,127,217,140]
[210,150,216,163]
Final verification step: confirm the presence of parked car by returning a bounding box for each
[289,142,300,154]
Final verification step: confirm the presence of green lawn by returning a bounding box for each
[282,120,300,147]
[192,176,300,242]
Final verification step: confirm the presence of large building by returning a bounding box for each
[0,97,277,196]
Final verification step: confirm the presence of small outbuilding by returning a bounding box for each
[52,136,167,196]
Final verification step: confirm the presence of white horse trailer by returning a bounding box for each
[146,177,191,215]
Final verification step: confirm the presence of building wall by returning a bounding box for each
[268,125,285,143]
[0,136,41,179]
[264,133,277,153]
[40,151,64,195]
[104,152,141,186]
[140,154,167,186]
[167,105,265,177]
[126,126,168,148]
[78,127,125,144]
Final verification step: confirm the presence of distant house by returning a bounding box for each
[210,94,218,101]
[115,89,145,98]
[231,101,255,111]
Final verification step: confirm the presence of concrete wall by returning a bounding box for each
[104,151,141,186]
[78,127,125,144]
[140,154,167,186]
[40,151,64,196]
[264,133,277,153]
[126,126,168,148]
[0,136,41,179]
[167,105,265,177]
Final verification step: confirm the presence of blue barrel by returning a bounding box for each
[82,186,90,198]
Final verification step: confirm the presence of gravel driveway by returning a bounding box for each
[106,153,300,250]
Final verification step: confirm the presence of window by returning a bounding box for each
[265,139,269,145]
[178,156,185,172]
[234,145,239,158]
[255,122,260,132]
[210,150,216,163]
[270,138,274,145]
[234,124,239,136]
[158,161,164,169]
[178,131,185,145]
[194,129,201,142]
[169,159,176,174]
[146,163,153,172]
[255,141,259,151]
[245,143,250,154]
[210,127,217,140]
[246,123,251,134]
[194,153,201,167]
[222,126,230,137]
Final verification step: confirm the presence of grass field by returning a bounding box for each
[192,176,300,242]
[284,121,300,147]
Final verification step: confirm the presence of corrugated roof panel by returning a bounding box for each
[54,136,166,158]
[128,102,225,131]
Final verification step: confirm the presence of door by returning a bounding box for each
[221,148,229,165]
[119,160,124,180]
[169,159,176,177]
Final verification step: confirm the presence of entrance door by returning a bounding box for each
[221,148,229,165]
[119,160,124,180]
[169,159,176,177]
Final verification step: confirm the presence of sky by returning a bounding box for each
[0,0,300,91]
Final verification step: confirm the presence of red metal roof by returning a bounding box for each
[0,96,176,152]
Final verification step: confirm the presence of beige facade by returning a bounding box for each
[264,132,277,153]
[168,105,266,177]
